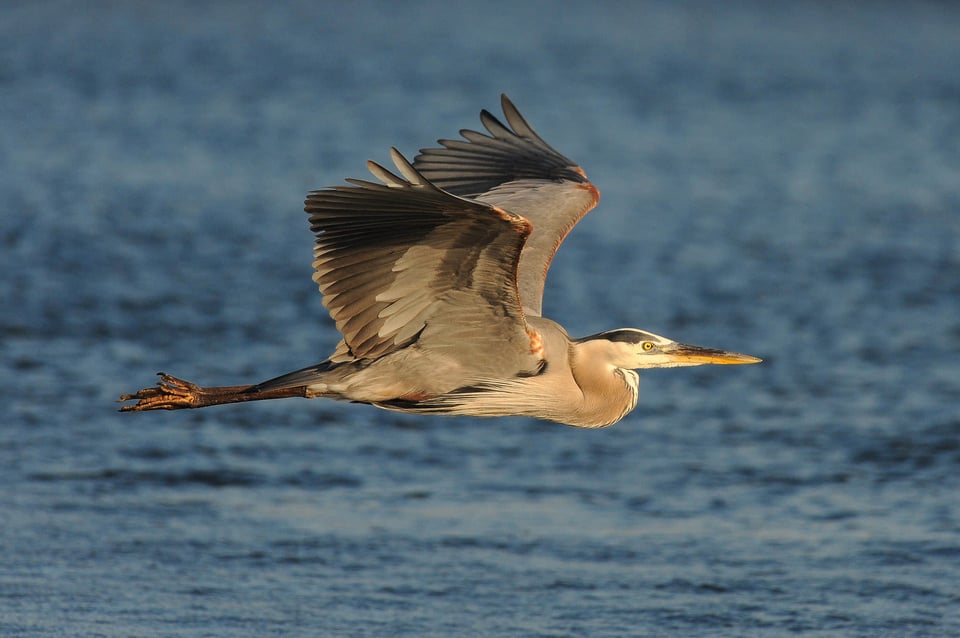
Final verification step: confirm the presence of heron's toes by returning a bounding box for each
[118,373,202,411]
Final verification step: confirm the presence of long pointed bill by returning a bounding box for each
[664,343,762,366]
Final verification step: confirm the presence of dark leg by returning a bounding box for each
[118,372,308,411]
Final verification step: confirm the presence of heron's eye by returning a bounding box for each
[642,341,654,351]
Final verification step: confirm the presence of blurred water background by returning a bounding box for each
[2,1,959,636]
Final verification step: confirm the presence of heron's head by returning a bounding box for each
[581,328,762,370]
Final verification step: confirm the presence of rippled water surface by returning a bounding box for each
[3,2,960,636]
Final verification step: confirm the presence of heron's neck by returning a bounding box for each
[569,340,640,428]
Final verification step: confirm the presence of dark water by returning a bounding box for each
[3,1,960,636]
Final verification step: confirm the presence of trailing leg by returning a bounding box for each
[118,373,308,411]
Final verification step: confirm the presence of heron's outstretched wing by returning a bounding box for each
[413,94,600,317]
[308,148,541,375]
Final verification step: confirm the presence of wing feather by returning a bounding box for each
[307,149,538,371]
[413,94,600,316]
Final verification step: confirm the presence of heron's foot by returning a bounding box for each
[118,373,204,411]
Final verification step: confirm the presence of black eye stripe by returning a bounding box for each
[578,328,644,343]
[578,329,649,344]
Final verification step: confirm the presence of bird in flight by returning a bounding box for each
[120,95,760,427]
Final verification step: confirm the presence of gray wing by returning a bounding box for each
[413,94,600,317]
[308,148,541,375]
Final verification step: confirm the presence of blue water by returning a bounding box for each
[3,1,959,636]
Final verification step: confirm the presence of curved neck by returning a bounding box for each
[569,340,640,428]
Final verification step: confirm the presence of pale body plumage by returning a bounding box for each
[277,316,637,428]
[120,95,759,427]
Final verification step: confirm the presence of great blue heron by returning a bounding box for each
[119,95,760,427]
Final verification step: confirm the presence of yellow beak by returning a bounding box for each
[666,343,762,365]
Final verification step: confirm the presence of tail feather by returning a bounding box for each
[253,360,342,392]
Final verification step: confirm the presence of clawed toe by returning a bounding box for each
[118,372,201,411]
